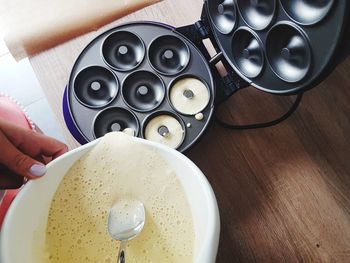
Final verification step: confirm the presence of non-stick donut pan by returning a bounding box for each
[64,0,350,152]
[206,0,349,94]
[65,22,215,152]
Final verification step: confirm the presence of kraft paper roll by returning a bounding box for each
[0,0,161,61]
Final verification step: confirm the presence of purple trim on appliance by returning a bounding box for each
[62,87,88,145]
[147,20,176,30]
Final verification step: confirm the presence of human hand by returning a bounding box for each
[0,119,68,189]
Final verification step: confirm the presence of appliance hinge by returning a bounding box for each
[194,20,210,39]
[214,73,238,104]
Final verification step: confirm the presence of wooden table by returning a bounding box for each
[29,0,350,261]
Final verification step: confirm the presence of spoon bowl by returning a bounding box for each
[107,199,145,263]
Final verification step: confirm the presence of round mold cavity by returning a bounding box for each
[169,75,211,115]
[142,112,186,150]
[280,0,334,26]
[102,31,145,71]
[232,28,264,79]
[208,0,237,34]
[236,0,276,30]
[266,22,311,83]
[148,35,190,76]
[122,71,165,112]
[73,66,118,108]
[93,107,139,138]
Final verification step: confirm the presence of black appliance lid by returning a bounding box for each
[205,0,350,94]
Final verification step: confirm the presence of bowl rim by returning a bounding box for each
[0,136,220,262]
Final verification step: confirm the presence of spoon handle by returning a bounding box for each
[118,241,127,263]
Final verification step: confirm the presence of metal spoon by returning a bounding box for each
[107,200,145,263]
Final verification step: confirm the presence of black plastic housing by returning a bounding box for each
[63,1,350,153]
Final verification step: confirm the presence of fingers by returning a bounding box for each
[31,132,68,159]
[0,120,68,184]
[0,119,68,160]
[0,129,46,180]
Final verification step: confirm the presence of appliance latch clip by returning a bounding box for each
[194,20,209,39]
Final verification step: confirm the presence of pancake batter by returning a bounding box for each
[42,132,194,263]
[122,127,136,136]
[170,77,210,115]
[195,113,204,121]
[144,115,184,149]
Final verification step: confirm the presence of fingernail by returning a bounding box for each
[29,164,47,177]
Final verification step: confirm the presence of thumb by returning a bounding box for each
[0,130,46,180]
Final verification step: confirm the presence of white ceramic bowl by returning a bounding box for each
[0,137,220,263]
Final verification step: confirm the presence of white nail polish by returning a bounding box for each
[29,164,47,177]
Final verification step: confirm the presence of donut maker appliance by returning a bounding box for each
[63,0,350,152]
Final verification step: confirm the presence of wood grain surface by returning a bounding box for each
[29,0,350,262]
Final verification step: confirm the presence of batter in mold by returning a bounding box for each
[144,115,185,149]
[170,77,210,115]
